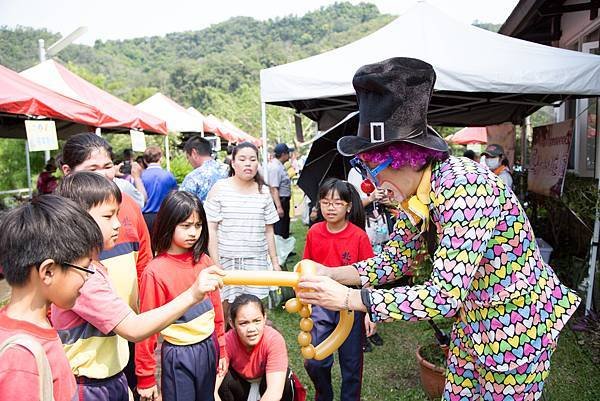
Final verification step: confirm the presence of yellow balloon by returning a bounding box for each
[299,317,314,332]
[222,270,300,287]
[299,305,312,318]
[301,344,316,359]
[313,309,354,361]
[297,331,312,347]
[217,259,354,361]
[285,298,301,314]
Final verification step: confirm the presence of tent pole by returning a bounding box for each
[520,117,529,200]
[25,140,32,198]
[261,102,269,185]
[164,135,171,172]
[586,189,599,315]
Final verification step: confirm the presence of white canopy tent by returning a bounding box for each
[136,93,203,133]
[260,1,600,132]
[136,93,206,171]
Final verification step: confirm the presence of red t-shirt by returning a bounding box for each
[225,325,287,380]
[0,308,76,401]
[303,221,374,267]
[135,252,226,389]
[115,193,152,283]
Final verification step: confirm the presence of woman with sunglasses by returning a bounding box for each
[302,178,373,401]
[298,58,580,401]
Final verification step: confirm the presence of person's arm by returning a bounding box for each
[207,267,228,374]
[208,221,221,266]
[351,210,425,287]
[260,371,288,401]
[260,329,290,401]
[114,266,224,342]
[205,186,223,266]
[265,224,281,271]
[268,164,284,217]
[270,186,284,217]
[135,270,165,394]
[131,161,148,203]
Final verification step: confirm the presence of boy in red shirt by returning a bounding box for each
[0,195,104,401]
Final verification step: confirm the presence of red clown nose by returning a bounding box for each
[360,179,376,195]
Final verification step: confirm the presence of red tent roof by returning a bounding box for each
[21,60,167,135]
[0,63,106,131]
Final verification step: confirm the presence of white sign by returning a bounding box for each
[130,130,146,152]
[528,120,574,198]
[25,120,58,152]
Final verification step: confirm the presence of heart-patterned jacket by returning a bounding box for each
[357,156,580,372]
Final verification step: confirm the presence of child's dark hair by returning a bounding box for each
[318,178,365,229]
[152,191,209,263]
[55,172,122,210]
[229,294,265,323]
[229,142,265,192]
[59,132,114,170]
[0,195,103,286]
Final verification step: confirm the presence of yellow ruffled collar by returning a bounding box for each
[399,165,432,231]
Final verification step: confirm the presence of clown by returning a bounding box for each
[298,57,580,401]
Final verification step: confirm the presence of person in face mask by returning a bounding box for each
[481,143,513,188]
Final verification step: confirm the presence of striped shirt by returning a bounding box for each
[205,178,279,259]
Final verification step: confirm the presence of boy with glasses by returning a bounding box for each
[0,195,104,401]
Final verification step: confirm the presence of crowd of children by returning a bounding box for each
[0,134,382,401]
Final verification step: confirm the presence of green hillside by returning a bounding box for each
[1,2,392,137]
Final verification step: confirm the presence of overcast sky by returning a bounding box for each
[0,0,520,46]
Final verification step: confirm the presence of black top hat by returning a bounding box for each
[337,57,448,157]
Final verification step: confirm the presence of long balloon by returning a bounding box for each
[221,259,354,360]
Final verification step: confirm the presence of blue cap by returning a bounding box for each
[274,143,291,156]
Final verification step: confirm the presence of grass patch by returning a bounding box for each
[272,218,600,400]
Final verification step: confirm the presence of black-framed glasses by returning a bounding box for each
[64,261,96,275]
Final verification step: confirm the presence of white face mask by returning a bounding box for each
[485,157,500,170]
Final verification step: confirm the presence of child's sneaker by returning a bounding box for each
[363,340,373,353]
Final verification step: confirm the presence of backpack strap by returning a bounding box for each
[0,334,55,401]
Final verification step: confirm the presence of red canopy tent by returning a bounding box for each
[21,60,167,135]
[0,63,108,138]
[446,126,488,145]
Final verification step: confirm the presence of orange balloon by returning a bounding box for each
[313,309,354,361]
[299,317,314,332]
[217,259,355,361]
[301,344,316,359]
[299,305,311,318]
[297,331,312,347]
[285,298,301,314]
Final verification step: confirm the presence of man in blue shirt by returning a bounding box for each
[180,136,229,203]
[141,145,178,234]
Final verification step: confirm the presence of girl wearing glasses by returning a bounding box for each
[302,178,373,401]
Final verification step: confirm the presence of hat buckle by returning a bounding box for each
[370,122,385,143]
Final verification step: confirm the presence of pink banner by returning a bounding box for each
[528,120,574,198]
